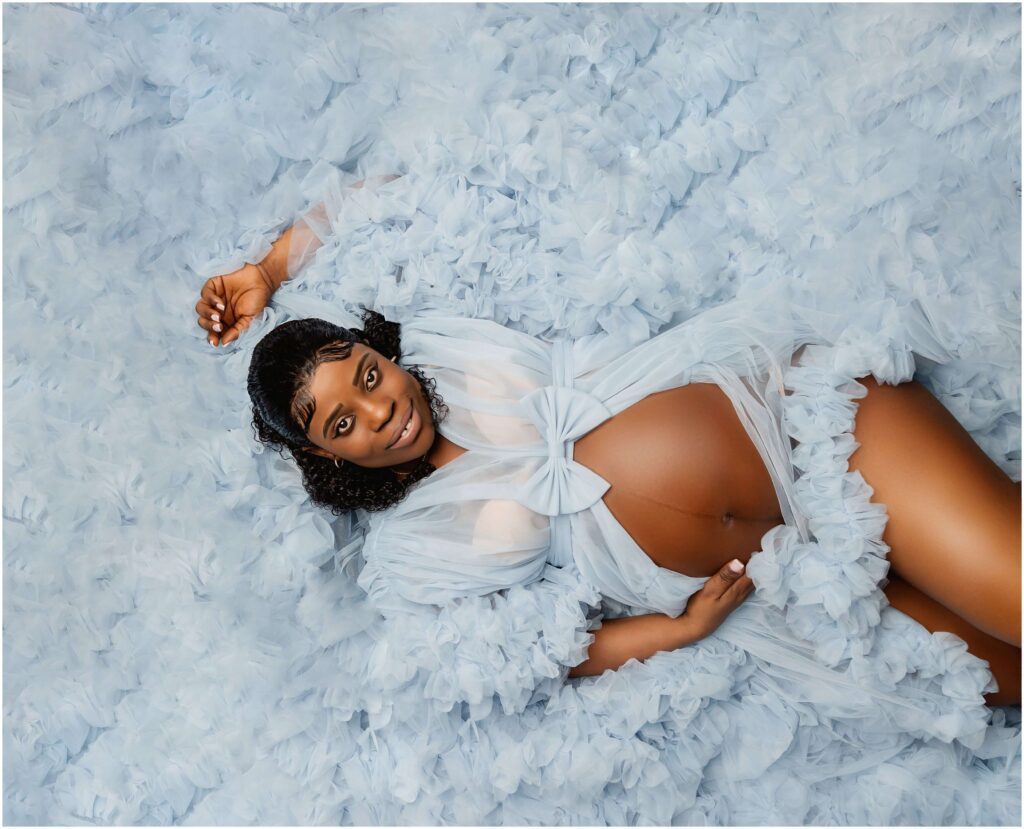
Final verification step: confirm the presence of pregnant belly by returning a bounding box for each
[573,383,785,578]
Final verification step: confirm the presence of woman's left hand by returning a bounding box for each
[679,559,755,640]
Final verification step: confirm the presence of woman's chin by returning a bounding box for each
[418,424,438,458]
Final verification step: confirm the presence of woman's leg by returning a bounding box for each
[883,572,1021,706]
[847,376,1021,646]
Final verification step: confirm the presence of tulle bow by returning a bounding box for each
[517,385,612,516]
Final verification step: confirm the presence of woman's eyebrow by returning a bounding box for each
[322,351,369,440]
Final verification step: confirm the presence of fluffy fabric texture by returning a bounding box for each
[3,2,1020,824]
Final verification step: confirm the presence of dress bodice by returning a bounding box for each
[358,294,812,616]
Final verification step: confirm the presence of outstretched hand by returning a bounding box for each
[195,263,274,347]
[681,559,755,639]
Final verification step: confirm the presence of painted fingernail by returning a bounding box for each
[217,303,225,311]
[211,313,220,323]
[729,559,743,573]
[213,323,222,332]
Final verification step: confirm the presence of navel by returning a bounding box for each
[607,486,779,524]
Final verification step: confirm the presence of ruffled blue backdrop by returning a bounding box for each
[4,2,1020,824]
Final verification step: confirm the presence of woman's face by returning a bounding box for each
[301,342,435,469]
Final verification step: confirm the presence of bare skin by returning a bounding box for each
[571,377,1021,705]
[847,376,1022,706]
[296,342,438,474]
[883,572,1020,706]
[196,177,1020,698]
[847,376,1022,648]
[404,375,1023,704]
[573,384,785,575]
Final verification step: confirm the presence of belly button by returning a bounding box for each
[721,511,734,526]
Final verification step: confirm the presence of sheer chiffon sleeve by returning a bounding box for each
[356,516,606,719]
[285,169,403,281]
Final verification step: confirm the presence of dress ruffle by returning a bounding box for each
[358,556,604,720]
[5,2,1020,824]
[748,344,908,669]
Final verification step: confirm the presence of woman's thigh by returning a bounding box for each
[883,572,1020,706]
[847,375,1021,646]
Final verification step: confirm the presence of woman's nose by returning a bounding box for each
[364,398,396,433]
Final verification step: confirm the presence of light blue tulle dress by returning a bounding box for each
[340,274,1021,816]
[4,3,1020,823]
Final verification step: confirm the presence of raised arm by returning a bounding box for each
[257,173,403,292]
[195,173,402,347]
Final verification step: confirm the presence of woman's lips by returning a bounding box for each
[389,401,420,449]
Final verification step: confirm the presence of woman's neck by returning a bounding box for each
[423,431,467,471]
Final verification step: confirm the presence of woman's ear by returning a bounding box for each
[300,445,336,461]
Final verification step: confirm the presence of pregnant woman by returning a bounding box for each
[196,174,1021,713]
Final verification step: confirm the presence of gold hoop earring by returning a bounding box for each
[391,355,397,362]
[334,457,343,469]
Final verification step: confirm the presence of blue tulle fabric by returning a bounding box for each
[4,2,1020,825]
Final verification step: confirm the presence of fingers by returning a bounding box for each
[724,567,755,603]
[723,568,754,599]
[219,316,251,347]
[735,575,755,602]
[195,302,223,330]
[201,278,227,312]
[195,301,225,347]
[199,277,228,347]
[706,559,753,599]
[718,558,745,585]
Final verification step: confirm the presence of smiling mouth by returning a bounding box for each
[388,401,414,449]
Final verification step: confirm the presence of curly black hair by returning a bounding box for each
[248,306,449,514]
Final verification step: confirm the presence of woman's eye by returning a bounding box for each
[335,365,379,437]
